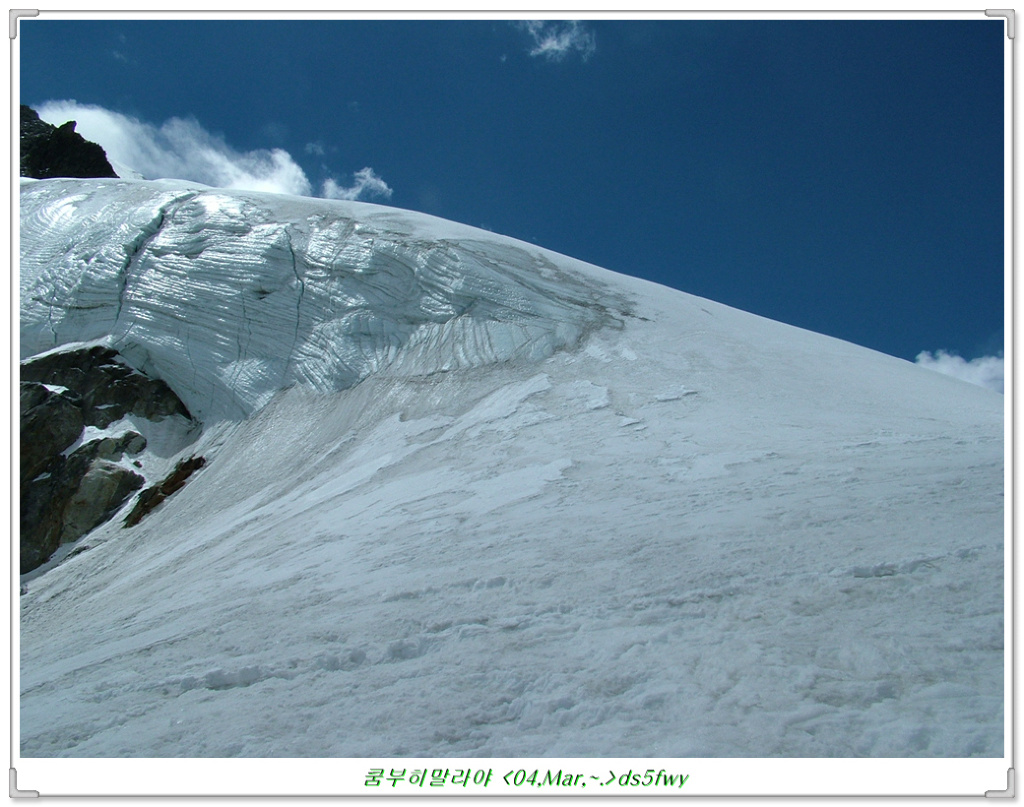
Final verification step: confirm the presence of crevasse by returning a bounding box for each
[20,178,621,422]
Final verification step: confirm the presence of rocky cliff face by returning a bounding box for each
[20,104,118,180]
[20,346,198,573]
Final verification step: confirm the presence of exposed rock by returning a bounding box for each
[87,432,148,461]
[21,466,68,573]
[20,382,83,481]
[19,346,197,573]
[20,428,153,574]
[124,456,206,528]
[62,461,145,545]
[20,105,118,180]
[22,346,192,427]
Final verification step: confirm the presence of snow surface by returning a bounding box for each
[19,178,1004,759]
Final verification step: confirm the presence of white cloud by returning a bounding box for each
[304,141,325,157]
[519,21,596,62]
[37,100,313,196]
[321,168,393,201]
[915,350,1004,394]
[34,100,392,203]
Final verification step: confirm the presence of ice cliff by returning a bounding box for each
[21,177,619,422]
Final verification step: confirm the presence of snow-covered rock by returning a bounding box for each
[19,344,198,572]
[18,178,1004,760]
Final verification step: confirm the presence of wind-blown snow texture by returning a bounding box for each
[20,178,1004,758]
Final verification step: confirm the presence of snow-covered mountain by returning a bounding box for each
[19,177,1004,760]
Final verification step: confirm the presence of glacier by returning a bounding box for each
[18,177,1004,762]
[21,177,618,422]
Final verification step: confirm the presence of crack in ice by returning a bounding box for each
[113,191,201,328]
[283,228,306,384]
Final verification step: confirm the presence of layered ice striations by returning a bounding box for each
[21,179,616,421]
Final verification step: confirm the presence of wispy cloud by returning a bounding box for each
[37,100,312,196]
[915,350,1004,393]
[518,21,596,62]
[34,100,392,203]
[321,168,393,201]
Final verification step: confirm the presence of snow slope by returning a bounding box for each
[19,178,1004,759]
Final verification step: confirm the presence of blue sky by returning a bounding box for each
[20,16,1006,385]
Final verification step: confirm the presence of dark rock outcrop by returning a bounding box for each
[20,104,118,180]
[20,346,197,573]
[21,346,192,425]
[62,461,145,545]
[20,382,84,481]
[123,455,206,528]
